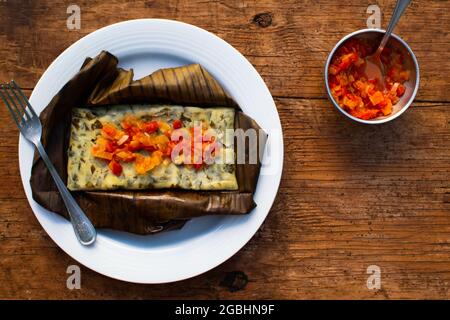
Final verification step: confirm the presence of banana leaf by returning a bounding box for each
[30,51,265,234]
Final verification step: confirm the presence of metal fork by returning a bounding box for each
[0,81,96,246]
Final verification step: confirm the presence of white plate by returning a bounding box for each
[19,19,283,283]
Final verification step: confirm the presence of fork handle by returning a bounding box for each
[36,141,96,246]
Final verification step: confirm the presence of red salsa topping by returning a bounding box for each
[328,39,410,120]
[91,116,219,176]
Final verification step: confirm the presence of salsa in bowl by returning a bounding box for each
[325,29,419,124]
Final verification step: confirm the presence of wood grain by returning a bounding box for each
[0,0,448,100]
[0,0,449,299]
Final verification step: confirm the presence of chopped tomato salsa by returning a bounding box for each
[91,116,219,176]
[108,159,123,176]
[172,119,182,129]
[328,39,409,120]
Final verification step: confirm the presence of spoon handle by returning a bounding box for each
[377,0,411,54]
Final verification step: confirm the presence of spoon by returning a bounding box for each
[364,0,412,87]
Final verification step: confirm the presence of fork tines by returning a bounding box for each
[0,80,37,127]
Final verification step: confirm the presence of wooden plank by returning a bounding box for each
[1,98,449,299]
[0,0,448,101]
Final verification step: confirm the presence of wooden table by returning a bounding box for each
[0,0,449,299]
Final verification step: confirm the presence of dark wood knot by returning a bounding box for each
[252,12,273,28]
[220,271,249,292]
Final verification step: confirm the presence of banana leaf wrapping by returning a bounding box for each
[30,51,265,234]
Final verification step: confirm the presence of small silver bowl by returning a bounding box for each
[325,29,420,124]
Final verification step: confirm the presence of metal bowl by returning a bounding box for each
[324,29,420,124]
